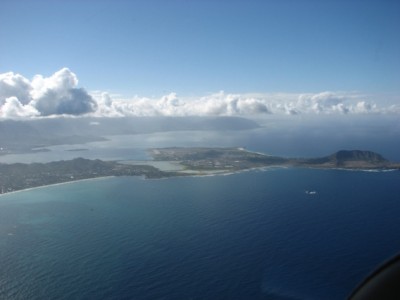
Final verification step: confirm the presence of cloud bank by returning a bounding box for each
[1,68,399,119]
[92,90,399,118]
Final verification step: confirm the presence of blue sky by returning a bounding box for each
[1,0,399,98]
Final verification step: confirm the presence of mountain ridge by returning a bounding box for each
[299,149,393,168]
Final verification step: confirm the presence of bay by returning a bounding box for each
[1,169,400,299]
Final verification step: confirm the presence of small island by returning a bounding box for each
[0,147,399,194]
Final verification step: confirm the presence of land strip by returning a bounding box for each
[1,147,399,194]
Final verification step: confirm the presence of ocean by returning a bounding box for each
[1,168,400,300]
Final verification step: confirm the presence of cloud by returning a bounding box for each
[1,68,398,119]
[92,90,385,118]
[0,97,40,118]
[90,91,272,117]
[0,72,32,105]
[0,68,96,118]
[280,91,382,115]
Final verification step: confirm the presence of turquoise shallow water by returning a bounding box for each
[1,169,400,299]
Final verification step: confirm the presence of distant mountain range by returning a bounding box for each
[0,116,259,154]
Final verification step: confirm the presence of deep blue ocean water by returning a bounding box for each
[1,168,400,299]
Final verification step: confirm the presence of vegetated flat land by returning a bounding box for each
[0,158,178,194]
[149,147,400,172]
[149,147,289,171]
[1,147,398,194]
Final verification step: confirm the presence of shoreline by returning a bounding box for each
[0,176,115,198]
[163,164,398,179]
[1,164,397,197]
[1,147,397,199]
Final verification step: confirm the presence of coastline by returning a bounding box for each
[0,164,397,197]
[163,164,398,179]
[293,165,399,173]
[0,176,115,198]
[1,146,398,196]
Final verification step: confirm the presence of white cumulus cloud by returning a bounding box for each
[0,68,96,118]
[1,68,398,119]
[0,72,32,105]
[1,97,40,118]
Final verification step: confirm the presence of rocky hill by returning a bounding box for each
[329,150,387,165]
[301,150,393,169]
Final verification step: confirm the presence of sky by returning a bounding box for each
[0,0,400,119]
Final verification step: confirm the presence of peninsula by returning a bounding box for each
[149,147,399,173]
[0,148,399,194]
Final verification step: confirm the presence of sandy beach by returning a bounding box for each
[0,176,115,198]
